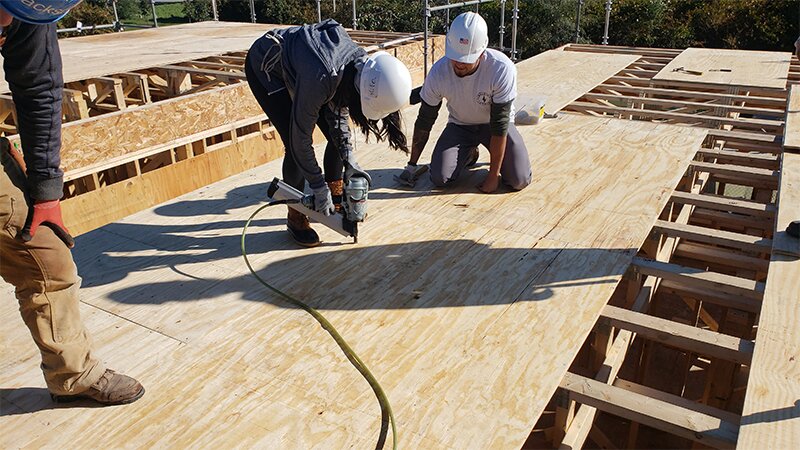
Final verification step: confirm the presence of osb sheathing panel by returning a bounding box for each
[390,36,445,72]
[52,37,440,173]
[59,82,263,172]
[61,130,284,235]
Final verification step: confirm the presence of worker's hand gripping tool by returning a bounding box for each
[267,174,370,243]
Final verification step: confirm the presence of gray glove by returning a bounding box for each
[344,157,372,186]
[395,163,428,187]
[397,164,419,187]
[311,184,335,216]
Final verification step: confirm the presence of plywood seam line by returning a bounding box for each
[81,299,186,345]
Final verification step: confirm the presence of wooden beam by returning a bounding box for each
[632,256,764,303]
[659,280,761,314]
[593,84,788,107]
[560,373,739,449]
[160,64,247,80]
[612,379,741,424]
[673,241,770,273]
[689,161,778,188]
[582,92,785,118]
[706,128,782,145]
[566,101,784,132]
[690,208,774,233]
[696,148,779,169]
[671,191,776,218]
[599,305,754,364]
[652,220,773,254]
[565,43,681,57]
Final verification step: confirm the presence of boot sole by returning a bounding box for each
[51,386,145,406]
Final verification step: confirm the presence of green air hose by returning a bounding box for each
[241,201,397,450]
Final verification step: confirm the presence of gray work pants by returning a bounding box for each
[430,122,532,190]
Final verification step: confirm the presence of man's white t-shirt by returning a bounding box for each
[420,48,516,126]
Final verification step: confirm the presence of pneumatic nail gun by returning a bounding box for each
[267,176,369,243]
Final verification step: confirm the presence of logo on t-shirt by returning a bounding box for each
[475,92,491,105]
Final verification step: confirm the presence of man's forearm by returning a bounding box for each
[487,134,507,178]
[409,126,430,165]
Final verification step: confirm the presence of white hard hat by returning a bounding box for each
[359,51,413,121]
[445,12,489,64]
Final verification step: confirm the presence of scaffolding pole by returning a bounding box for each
[428,0,492,12]
[574,0,584,43]
[602,0,612,45]
[511,0,518,60]
[352,0,358,29]
[423,0,430,78]
[249,0,257,23]
[111,0,121,30]
[499,0,506,51]
[150,0,158,27]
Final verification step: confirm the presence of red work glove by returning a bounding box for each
[21,199,75,248]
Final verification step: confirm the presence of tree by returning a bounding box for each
[184,0,214,22]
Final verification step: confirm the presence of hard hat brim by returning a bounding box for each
[445,48,482,65]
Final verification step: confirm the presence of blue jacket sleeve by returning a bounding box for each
[1,21,64,201]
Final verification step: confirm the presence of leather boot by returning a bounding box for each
[328,179,344,214]
[287,208,320,247]
[51,369,145,406]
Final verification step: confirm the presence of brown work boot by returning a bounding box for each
[328,179,344,214]
[287,208,321,247]
[52,369,144,406]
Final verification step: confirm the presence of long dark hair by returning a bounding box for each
[332,62,409,154]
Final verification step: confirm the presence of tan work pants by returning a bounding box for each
[0,150,105,395]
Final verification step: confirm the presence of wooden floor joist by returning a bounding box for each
[689,161,779,188]
[560,373,739,449]
[652,220,773,254]
[632,257,764,301]
[672,241,771,273]
[565,101,784,132]
[670,191,776,218]
[599,305,754,364]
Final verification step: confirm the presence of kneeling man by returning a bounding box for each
[400,12,532,193]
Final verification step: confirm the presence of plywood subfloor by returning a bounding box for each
[515,49,639,114]
[653,47,792,90]
[784,84,800,152]
[0,21,278,93]
[0,112,706,448]
[737,151,800,449]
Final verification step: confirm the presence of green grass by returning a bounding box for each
[124,2,189,27]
